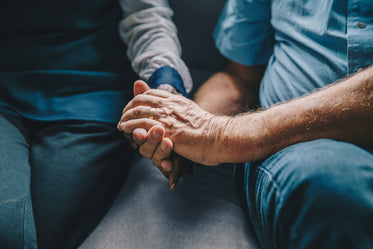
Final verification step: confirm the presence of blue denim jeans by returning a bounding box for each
[0,112,135,249]
[236,139,373,249]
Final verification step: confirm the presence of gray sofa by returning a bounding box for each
[79,1,260,248]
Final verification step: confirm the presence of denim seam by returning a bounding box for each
[256,165,286,249]
[257,165,285,204]
[22,195,26,249]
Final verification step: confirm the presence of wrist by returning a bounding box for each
[203,115,232,165]
[148,66,188,98]
[214,112,269,163]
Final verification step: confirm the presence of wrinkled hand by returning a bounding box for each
[134,126,197,190]
[118,81,226,166]
[121,81,175,152]
[118,80,198,189]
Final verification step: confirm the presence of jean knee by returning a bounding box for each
[274,139,373,201]
[265,139,373,248]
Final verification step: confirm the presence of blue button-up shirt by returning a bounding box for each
[214,0,373,108]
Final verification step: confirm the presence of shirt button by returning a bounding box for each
[357,22,366,29]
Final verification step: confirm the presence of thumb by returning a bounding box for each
[134,80,151,96]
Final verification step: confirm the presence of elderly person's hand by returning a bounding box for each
[132,124,195,190]
[118,81,196,190]
[118,81,229,166]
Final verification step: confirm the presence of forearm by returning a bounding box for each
[119,0,192,93]
[194,62,265,115]
[216,66,373,163]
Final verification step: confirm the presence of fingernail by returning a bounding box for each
[161,164,171,173]
[160,142,168,151]
[120,122,126,130]
[153,128,162,139]
[169,183,176,191]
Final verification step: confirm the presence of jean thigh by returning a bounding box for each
[30,121,136,249]
[0,113,37,249]
[244,139,373,249]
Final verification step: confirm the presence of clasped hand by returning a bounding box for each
[118,81,224,189]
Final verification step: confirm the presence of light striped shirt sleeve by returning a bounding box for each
[119,0,192,94]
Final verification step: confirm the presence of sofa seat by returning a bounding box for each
[79,158,260,249]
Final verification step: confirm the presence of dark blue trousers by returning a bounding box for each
[0,112,135,249]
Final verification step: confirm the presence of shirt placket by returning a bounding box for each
[347,0,373,75]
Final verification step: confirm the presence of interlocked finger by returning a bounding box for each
[119,118,163,134]
[121,106,163,123]
[138,125,165,159]
[152,137,173,173]
[132,128,148,146]
[122,94,164,114]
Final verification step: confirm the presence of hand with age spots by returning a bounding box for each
[118,81,227,166]
[118,80,197,190]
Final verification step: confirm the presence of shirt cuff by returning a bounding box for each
[147,66,189,98]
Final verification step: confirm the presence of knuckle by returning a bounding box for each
[157,110,167,122]
[132,95,140,104]
[147,89,157,95]
[132,95,143,106]
[132,107,142,117]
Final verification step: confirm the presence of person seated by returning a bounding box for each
[0,0,191,248]
[118,0,373,248]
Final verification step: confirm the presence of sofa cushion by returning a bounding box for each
[79,158,260,249]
